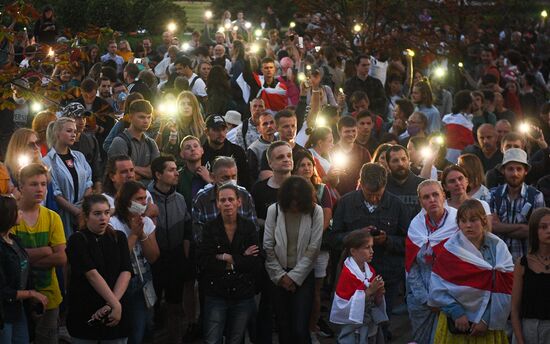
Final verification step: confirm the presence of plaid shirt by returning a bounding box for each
[192,183,258,243]
[489,183,545,260]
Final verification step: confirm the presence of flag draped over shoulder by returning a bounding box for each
[428,231,514,330]
[330,257,388,325]
[405,207,459,273]
[236,72,288,111]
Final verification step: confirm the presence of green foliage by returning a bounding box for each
[140,0,187,35]
[209,0,296,25]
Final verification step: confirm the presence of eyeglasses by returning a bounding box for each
[27,141,40,150]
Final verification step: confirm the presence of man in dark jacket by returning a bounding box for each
[124,63,153,102]
[331,163,410,340]
[202,115,250,189]
[344,55,387,116]
[149,156,196,341]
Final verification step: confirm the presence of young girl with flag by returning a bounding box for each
[330,230,387,344]
[429,199,513,343]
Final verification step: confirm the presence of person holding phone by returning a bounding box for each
[0,194,48,343]
[65,194,132,343]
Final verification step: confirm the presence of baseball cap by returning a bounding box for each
[205,114,228,129]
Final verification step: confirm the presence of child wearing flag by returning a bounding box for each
[330,230,388,344]
[429,199,513,343]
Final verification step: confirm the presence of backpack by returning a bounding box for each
[117,132,155,158]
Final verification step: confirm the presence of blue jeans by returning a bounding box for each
[125,277,153,344]
[271,272,314,344]
[203,296,256,344]
[0,310,29,344]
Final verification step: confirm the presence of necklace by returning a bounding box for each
[535,254,550,271]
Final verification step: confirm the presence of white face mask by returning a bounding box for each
[13,95,26,105]
[128,201,147,215]
[217,179,238,187]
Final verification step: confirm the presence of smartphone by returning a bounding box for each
[298,36,304,49]
[134,58,143,64]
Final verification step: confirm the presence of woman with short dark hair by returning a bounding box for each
[263,176,323,344]
[198,183,261,344]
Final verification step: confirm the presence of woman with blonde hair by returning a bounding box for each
[155,91,206,157]
[43,117,92,237]
[32,110,57,156]
[117,40,134,62]
[4,128,42,182]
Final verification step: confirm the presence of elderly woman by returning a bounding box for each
[511,208,550,344]
[405,180,459,344]
[264,176,323,344]
[429,199,512,343]
[198,183,261,344]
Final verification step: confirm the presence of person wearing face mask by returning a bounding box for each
[192,156,258,245]
[110,181,160,344]
[201,115,250,189]
[11,79,30,130]
[43,117,93,237]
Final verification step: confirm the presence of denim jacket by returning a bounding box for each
[43,148,92,238]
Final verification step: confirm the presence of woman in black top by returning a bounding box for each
[198,183,261,344]
[65,194,132,343]
[511,207,550,344]
[0,195,48,343]
[33,5,58,45]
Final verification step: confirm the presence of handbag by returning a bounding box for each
[134,250,157,309]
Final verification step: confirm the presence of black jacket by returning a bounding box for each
[331,190,410,283]
[344,75,388,117]
[202,140,250,189]
[198,215,260,300]
[0,234,31,324]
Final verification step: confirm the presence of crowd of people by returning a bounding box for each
[1,3,550,344]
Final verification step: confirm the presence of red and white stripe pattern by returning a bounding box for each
[428,231,513,329]
[330,257,387,325]
[253,74,288,111]
[442,113,475,163]
[405,207,458,273]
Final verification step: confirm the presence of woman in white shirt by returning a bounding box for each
[110,180,159,344]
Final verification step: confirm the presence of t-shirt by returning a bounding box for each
[59,152,79,203]
[11,206,66,310]
[250,179,279,220]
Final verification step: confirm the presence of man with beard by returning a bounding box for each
[462,123,503,173]
[384,145,425,217]
[489,148,545,260]
[201,115,250,189]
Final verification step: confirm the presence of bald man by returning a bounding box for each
[462,123,503,172]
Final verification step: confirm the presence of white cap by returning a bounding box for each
[223,110,242,126]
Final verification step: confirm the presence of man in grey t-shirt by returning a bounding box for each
[107,99,159,186]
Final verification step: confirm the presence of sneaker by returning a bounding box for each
[316,317,334,338]
[310,332,321,344]
[182,323,201,343]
